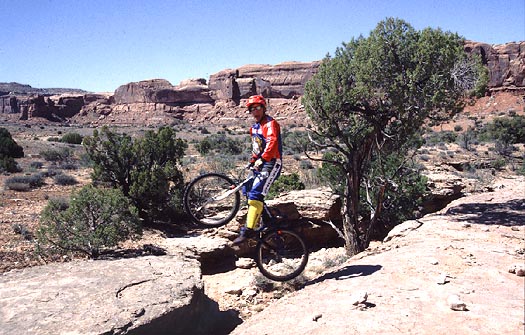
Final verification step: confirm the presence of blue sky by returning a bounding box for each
[1,0,523,92]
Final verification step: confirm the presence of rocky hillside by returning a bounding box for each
[0,41,523,126]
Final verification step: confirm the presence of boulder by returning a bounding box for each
[267,187,342,222]
[0,254,240,335]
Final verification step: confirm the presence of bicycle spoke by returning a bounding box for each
[184,173,240,227]
[256,230,308,281]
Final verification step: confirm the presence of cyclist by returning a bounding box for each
[233,94,282,244]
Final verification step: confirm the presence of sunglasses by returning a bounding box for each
[249,105,264,112]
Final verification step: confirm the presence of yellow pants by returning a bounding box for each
[246,199,263,229]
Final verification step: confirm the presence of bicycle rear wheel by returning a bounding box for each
[255,229,309,281]
[183,173,241,227]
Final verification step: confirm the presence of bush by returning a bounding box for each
[0,128,24,158]
[0,128,24,173]
[36,185,142,258]
[30,161,44,169]
[267,173,305,199]
[478,115,525,145]
[53,173,77,186]
[5,173,45,191]
[39,147,72,162]
[0,156,21,173]
[196,134,246,156]
[83,126,187,223]
[60,132,83,144]
[282,130,310,155]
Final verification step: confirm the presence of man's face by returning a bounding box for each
[249,104,265,122]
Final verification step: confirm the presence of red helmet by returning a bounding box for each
[246,95,267,108]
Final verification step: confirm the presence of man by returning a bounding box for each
[233,95,282,244]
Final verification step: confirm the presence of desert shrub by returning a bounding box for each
[282,130,310,155]
[267,173,305,199]
[39,147,72,162]
[453,125,463,132]
[30,161,44,169]
[12,223,33,240]
[299,160,314,170]
[424,131,457,145]
[490,158,507,170]
[60,132,83,144]
[0,156,21,173]
[83,126,187,223]
[0,128,24,158]
[53,173,77,186]
[196,134,246,156]
[478,115,525,145]
[36,185,141,258]
[5,173,45,191]
[0,128,24,173]
[456,127,478,151]
[58,162,78,170]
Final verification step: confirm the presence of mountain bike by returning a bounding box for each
[183,169,309,281]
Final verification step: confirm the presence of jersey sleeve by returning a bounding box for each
[261,119,281,161]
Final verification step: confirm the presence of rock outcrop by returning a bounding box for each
[209,61,321,102]
[1,41,522,125]
[0,254,240,335]
[465,41,524,89]
[230,176,525,335]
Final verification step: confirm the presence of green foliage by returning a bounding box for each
[267,173,305,199]
[478,115,525,145]
[83,126,187,223]
[39,147,72,162]
[282,130,310,155]
[0,156,21,173]
[0,128,24,173]
[456,127,478,151]
[196,134,246,156]
[53,173,78,186]
[5,173,45,191]
[362,154,428,237]
[317,151,346,195]
[302,18,485,253]
[424,131,458,145]
[0,128,24,158]
[37,185,141,258]
[60,132,83,144]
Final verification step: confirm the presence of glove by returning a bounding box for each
[253,158,265,171]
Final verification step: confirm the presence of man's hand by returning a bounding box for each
[254,158,264,171]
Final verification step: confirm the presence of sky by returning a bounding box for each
[1,0,523,93]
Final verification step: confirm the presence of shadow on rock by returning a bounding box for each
[445,199,525,226]
[306,264,382,286]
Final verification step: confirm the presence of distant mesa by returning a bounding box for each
[0,41,523,126]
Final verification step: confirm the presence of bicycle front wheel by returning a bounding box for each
[255,229,309,281]
[183,173,241,227]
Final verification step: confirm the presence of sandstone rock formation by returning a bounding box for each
[0,254,241,335]
[230,176,525,335]
[2,40,521,125]
[465,41,524,89]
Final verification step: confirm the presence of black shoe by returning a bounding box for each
[232,227,255,245]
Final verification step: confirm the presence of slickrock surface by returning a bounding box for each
[0,254,240,335]
[231,176,525,335]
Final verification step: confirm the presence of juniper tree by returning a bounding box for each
[303,18,487,255]
[83,126,187,223]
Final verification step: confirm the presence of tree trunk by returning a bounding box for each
[342,170,362,256]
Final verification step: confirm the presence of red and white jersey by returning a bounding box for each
[250,115,282,162]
